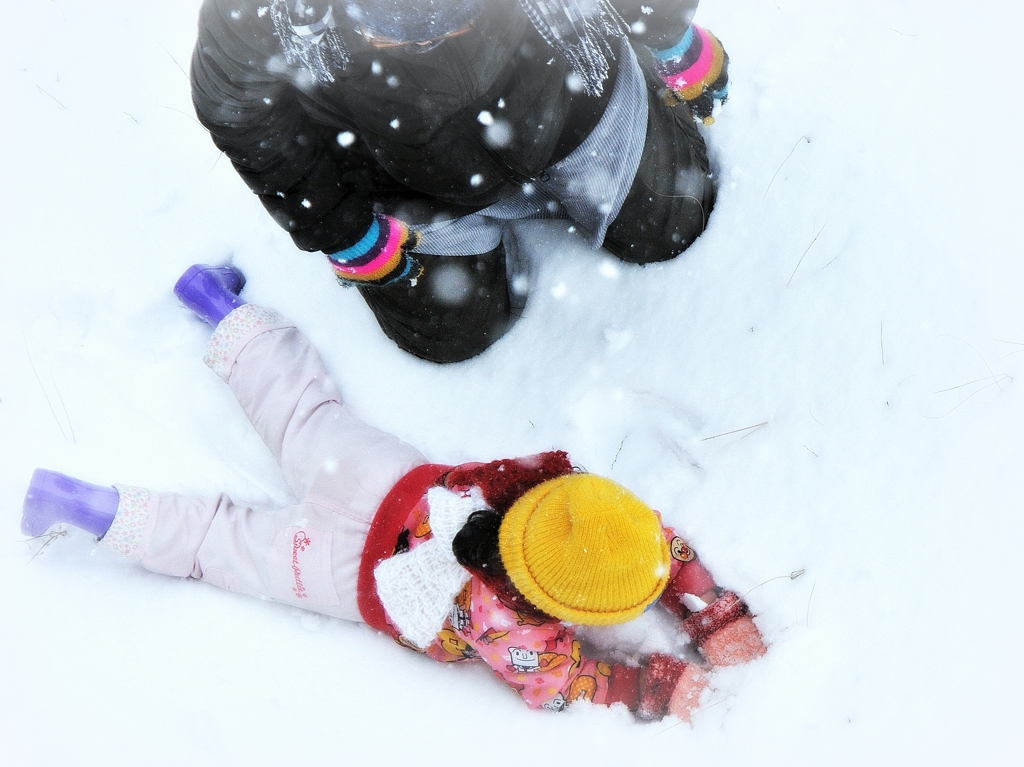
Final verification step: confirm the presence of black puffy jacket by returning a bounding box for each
[190,0,699,255]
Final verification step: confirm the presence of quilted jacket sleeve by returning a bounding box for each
[657,526,719,620]
[190,0,376,254]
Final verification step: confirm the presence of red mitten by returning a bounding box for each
[660,556,717,621]
[666,663,709,723]
[682,592,766,666]
[637,654,689,721]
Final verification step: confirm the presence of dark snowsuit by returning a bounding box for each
[191,0,715,362]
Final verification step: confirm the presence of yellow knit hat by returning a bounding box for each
[498,474,671,626]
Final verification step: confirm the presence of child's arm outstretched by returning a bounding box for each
[658,529,767,668]
[452,575,728,723]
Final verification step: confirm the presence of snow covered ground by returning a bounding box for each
[2,1,1022,764]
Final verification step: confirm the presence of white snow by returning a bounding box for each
[1,1,1023,765]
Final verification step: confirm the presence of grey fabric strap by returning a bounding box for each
[540,38,647,246]
[412,38,647,257]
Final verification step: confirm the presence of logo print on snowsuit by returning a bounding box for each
[292,531,312,598]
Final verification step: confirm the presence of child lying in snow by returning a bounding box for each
[22,265,765,721]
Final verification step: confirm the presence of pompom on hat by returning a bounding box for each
[498,474,671,625]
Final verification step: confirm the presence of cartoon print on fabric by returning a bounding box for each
[568,662,612,702]
[539,651,568,673]
[542,694,567,712]
[450,582,472,633]
[514,610,548,627]
[509,646,542,673]
[413,518,432,539]
[478,627,510,645]
[569,675,597,702]
[568,639,582,674]
[386,555,626,709]
[506,644,569,675]
[670,536,696,563]
[437,627,477,660]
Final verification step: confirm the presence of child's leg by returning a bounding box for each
[204,305,427,518]
[102,486,368,621]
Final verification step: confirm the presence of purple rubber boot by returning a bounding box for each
[173,264,247,327]
[22,469,119,538]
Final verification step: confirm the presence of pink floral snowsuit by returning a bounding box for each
[358,466,719,710]
[98,304,721,712]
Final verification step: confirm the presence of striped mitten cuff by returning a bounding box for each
[652,24,730,125]
[637,654,690,721]
[327,214,422,286]
[682,591,766,666]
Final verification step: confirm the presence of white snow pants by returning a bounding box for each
[98,305,428,622]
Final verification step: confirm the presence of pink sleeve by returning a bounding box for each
[459,579,617,711]
[660,527,719,620]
